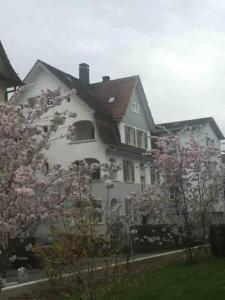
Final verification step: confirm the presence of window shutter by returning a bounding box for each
[131,161,135,182]
[123,160,127,181]
[125,126,129,144]
[144,132,148,149]
[137,131,141,147]
[133,129,136,146]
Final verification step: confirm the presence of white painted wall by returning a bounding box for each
[106,152,151,185]
[178,122,220,149]
[20,65,107,168]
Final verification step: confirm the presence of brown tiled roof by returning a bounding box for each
[0,41,23,87]
[90,76,138,119]
[27,60,151,157]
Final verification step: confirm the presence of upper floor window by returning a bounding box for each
[206,137,214,147]
[125,126,136,146]
[131,102,139,114]
[137,130,148,149]
[71,120,95,142]
[125,125,148,149]
[123,160,134,182]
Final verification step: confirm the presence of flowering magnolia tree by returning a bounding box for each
[0,88,78,283]
[135,129,224,263]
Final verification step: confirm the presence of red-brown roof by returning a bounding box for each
[90,76,138,119]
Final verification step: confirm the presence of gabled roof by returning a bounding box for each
[0,41,23,87]
[38,60,111,118]
[96,113,149,158]
[90,76,138,119]
[23,60,152,157]
[157,117,224,140]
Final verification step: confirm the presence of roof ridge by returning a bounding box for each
[158,117,213,126]
[90,75,139,85]
[39,60,78,80]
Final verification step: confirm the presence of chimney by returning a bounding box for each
[102,76,110,82]
[79,63,89,84]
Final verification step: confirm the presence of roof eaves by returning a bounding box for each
[0,41,23,86]
[90,75,139,86]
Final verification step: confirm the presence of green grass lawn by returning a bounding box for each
[92,256,225,300]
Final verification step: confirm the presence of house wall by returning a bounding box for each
[119,86,152,151]
[122,87,149,131]
[21,67,107,168]
[20,64,156,240]
[106,152,151,185]
[178,122,220,149]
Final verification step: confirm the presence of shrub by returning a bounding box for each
[131,224,184,253]
[209,224,225,257]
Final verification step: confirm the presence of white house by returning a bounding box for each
[156,117,225,223]
[18,60,157,230]
[157,117,224,150]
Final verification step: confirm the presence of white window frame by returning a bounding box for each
[123,160,135,182]
[132,101,139,114]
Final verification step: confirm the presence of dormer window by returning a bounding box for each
[108,96,116,103]
[132,101,139,114]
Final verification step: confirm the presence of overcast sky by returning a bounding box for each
[1,0,225,134]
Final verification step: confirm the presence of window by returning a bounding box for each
[92,199,103,222]
[137,130,148,149]
[140,163,146,191]
[142,215,148,226]
[206,137,214,146]
[71,120,95,142]
[124,126,148,149]
[27,97,36,108]
[125,126,136,146]
[108,96,116,103]
[209,161,217,176]
[131,101,139,114]
[43,125,48,133]
[123,160,134,182]
[125,197,133,217]
[109,158,118,180]
[111,198,119,210]
[85,158,101,180]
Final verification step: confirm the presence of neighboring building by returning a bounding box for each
[157,117,224,149]
[156,117,225,223]
[0,41,23,101]
[18,60,157,232]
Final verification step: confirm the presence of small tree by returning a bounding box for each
[135,129,224,263]
[0,88,77,286]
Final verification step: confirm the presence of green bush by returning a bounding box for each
[209,224,225,257]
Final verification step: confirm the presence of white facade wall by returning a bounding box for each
[178,123,220,149]
[106,152,151,185]
[21,67,107,168]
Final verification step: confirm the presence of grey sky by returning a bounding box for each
[1,0,225,133]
